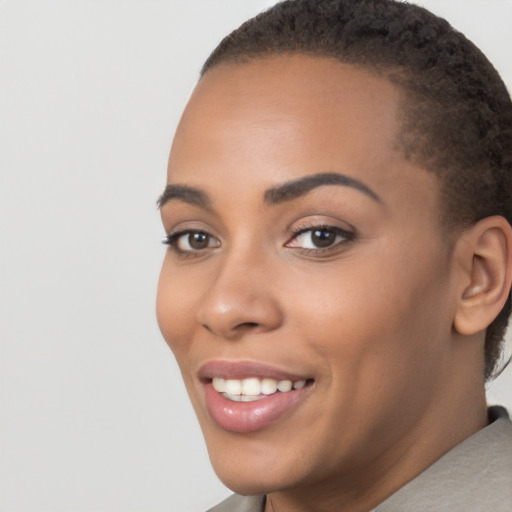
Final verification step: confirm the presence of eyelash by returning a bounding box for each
[163,224,355,257]
[286,224,355,255]
[163,229,219,255]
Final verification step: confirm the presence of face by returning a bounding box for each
[157,56,460,497]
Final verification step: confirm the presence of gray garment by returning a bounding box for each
[208,495,264,512]
[207,406,512,512]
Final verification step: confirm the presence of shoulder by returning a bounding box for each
[207,494,265,512]
[374,406,512,512]
[206,409,511,512]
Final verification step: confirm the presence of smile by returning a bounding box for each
[212,377,307,402]
[199,361,314,433]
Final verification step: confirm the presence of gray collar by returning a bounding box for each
[209,407,512,512]
[373,406,512,512]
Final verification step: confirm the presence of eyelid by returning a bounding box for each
[163,227,221,255]
[162,218,218,240]
[285,222,356,253]
[287,216,355,240]
[290,224,354,238]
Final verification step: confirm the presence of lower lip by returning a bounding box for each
[204,383,309,433]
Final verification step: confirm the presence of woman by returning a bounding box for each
[157,1,512,510]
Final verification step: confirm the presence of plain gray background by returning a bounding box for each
[1,1,511,511]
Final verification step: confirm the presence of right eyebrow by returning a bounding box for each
[264,172,381,205]
[157,184,211,210]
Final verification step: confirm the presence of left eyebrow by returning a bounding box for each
[157,184,211,210]
[264,172,381,204]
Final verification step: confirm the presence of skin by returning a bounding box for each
[157,56,490,512]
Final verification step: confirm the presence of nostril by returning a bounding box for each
[202,321,258,331]
[201,320,260,338]
[237,322,259,330]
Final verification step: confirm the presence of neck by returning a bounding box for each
[265,358,488,512]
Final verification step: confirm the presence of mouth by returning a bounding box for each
[199,361,314,433]
[210,376,311,402]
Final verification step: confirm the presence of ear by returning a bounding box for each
[453,216,512,336]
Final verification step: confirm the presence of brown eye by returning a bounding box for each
[164,230,220,254]
[311,229,337,247]
[188,232,210,250]
[286,225,354,251]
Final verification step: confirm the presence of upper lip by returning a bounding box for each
[198,360,312,382]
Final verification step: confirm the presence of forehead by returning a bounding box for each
[171,56,402,175]
[167,55,440,223]
[170,56,407,182]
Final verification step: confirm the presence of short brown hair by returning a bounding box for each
[201,0,512,379]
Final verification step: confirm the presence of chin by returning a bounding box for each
[211,462,291,497]
[203,427,312,497]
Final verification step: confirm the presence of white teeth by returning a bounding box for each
[223,393,242,402]
[212,377,308,401]
[277,380,292,392]
[222,393,265,402]
[261,378,278,395]
[241,378,261,396]
[240,394,261,402]
[212,377,226,393]
[225,379,242,395]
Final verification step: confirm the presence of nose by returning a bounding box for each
[197,252,283,340]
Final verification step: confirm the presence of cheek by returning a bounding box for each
[281,251,453,463]
[289,243,452,380]
[156,260,198,357]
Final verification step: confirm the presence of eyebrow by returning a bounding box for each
[157,184,211,209]
[157,171,381,210]
[264,172,381,204]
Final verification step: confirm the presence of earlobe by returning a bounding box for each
[453,216,512,336]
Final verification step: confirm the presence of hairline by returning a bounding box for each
[200,51,468,237]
